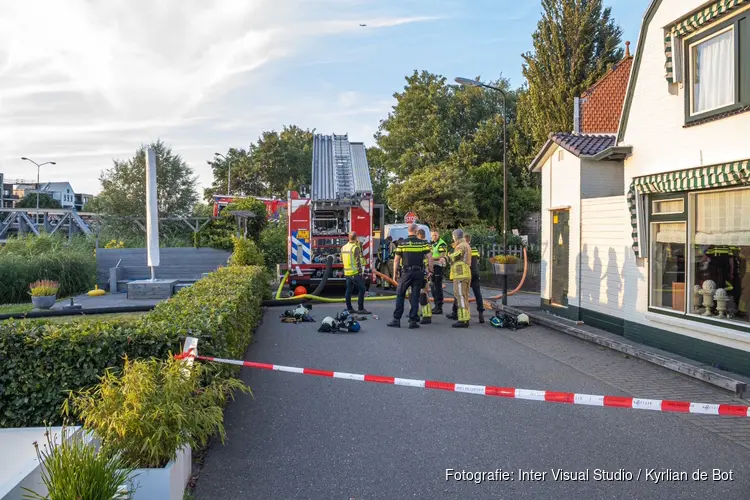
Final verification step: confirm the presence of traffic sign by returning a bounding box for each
[404,212,417,224]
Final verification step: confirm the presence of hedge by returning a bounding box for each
[0,266,268,428]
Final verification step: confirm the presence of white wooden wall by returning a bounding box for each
[578,196,629,318]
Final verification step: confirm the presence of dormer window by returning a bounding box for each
[684,13,749,124]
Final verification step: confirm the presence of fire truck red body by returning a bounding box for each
[282,133,377,293]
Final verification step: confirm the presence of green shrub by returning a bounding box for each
[194,197,268,250]
[258,222,287,268]
[0,266,268,428]
[229,236,264,267]
[23,425,134,500]
[65,357,249,469]
[0,249,95,305]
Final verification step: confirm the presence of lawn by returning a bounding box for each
[0,303,33,315]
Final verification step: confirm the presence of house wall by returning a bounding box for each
[581,159,624,199]
[540,147,581,303]
[618,0,750,355]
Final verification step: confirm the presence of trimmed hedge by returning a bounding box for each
[0,266,268,428]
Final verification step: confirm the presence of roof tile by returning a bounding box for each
[580,57,633,134]
[550,133,616,157]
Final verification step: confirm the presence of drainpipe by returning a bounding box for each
[578,195,583,323]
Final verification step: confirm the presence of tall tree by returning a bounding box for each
[519,0,623,149]
[96,140,199,217]
[252,125,314,196]
[387,162,477,229]
[365,146,389,206]
[204,148,265,201]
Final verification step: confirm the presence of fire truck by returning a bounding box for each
[283,133,384,293]
[212,195,287,221]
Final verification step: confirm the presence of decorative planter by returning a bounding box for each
[31,295,56,310]
[121,446,192,500]
[493,263,517,276]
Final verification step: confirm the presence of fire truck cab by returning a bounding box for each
[284,133,382,294]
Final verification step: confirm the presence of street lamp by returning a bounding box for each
[214,152,232,195]
[21,157,57,212]
[454,76,509,305]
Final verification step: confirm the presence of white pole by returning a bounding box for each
[145,147,160,279]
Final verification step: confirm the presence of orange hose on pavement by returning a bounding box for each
[373,247,528,307]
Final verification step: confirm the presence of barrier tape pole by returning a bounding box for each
[174,347,750,418]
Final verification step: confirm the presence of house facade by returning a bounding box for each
[534,0,750,376]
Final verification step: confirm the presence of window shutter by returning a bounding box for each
[672,35,683,83]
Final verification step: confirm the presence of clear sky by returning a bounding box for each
[0,0,651,196]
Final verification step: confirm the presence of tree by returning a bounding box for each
[204,148,265,201]
[519,0,623,149]
[387,162,477,229]
[365,146,389,206]
[15,193,61,209]
[252,125,314,196]
[96,140,199,217]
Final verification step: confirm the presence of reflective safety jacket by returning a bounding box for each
[432,238,448,263]
[341,242,362,277]
[449,239,472,280]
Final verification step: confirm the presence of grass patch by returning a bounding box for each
[25,312,147,324]
[0,303,33,314]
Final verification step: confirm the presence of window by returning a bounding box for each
[685,14,750,123]
[690,188,750,325]
[650,222,687,311]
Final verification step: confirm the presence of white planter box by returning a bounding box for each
[123,446,191,500]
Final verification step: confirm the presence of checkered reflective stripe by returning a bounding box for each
[628,160,750,257]
[664,0,746,83]
[291,235,311,264]
[361,236,371,264]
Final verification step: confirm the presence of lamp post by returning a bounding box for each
[21,157,56,212]
[214,152,232,195]
[454,77,509,305]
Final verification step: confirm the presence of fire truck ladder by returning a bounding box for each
[332,134,355,199]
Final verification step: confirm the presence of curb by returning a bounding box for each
[498,305,747,398]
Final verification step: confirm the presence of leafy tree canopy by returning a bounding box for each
[15,193,62,209]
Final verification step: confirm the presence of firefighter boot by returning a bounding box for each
[432,305,443,315]
[386,320,400,328]
[478,311,485,324]
[452,308,470,328]
[419,291,432,324]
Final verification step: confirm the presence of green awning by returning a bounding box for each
[665,0,747,83]
[628,160,750,257]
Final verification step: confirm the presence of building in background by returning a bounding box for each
[75,193,94,211]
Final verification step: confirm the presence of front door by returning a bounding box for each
[551,210,570,306]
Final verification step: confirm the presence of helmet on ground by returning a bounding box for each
[490,315,503,328]
[336,310,350,321]
[517,313,530,325]
[347,320,361,332]
[318,316,339,333]
[294,286,307,296]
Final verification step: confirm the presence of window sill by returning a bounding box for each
[683,104,750,128]
[646,311,750,343]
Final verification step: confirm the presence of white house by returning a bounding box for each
[533,0,750,377]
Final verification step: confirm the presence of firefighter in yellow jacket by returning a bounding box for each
[449,228,472,328]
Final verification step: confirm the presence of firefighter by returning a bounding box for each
[377,236,394,289]
[341,232,370,315]
[417,229,432,325]
[449,228,472,328]
[447,234,484,323]
[387,224,433,329]
[430,231,448,315]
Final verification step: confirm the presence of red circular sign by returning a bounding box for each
[404,212,417,224]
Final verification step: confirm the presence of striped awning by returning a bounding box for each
[628,160,750,257]
[665,0,747,83]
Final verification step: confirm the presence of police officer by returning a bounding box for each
[430,231,448,315]
[447,234,485,323]
[341,232,370,315]
[387,224,433,329]
[448,229,472,328]
[417,229,432,325]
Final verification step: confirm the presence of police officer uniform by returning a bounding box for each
[448,245,485,323]
[431,236,448,314]
[449,237,472,328]
[387,235,431,329]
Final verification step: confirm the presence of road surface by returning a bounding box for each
[194,301,750,499]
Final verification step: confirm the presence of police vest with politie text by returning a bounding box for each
[341,241,363,277]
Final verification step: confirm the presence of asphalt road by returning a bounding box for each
[194,302,750,500]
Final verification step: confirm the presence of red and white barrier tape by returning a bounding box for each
[175,348,750,418]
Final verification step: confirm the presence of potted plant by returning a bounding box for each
[490,255,518,276]
[22,424,134,500]
[64,357,249,500]
[29,279,59,310]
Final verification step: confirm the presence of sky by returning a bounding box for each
[0,0,652,196]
